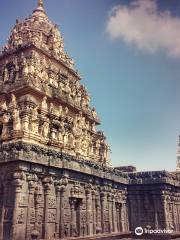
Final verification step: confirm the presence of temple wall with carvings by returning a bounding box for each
[127,171,180,232]
[0,159,129,240]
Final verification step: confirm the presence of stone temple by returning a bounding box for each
[0,1,179,239]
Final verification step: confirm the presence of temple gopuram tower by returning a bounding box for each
[0,1,130,239]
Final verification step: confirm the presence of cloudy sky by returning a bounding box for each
[1,0,180,171]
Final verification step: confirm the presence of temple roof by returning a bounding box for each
[2,0,75,69]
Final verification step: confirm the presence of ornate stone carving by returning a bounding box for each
[12,108,21,131]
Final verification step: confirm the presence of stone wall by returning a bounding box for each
[0,142,129,240]
[128,171,180,232]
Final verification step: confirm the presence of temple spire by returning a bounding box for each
[38,0,44,8]
[33,0,46,14]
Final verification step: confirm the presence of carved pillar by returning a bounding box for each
[92,191,96,234]
[112,195,117,232]
[121,202,127,231]
[95,194,101,234]
[25,181,35,240]
[162,195,168,229]
[11,174,24,239]
[43,183,51,239]
[107,194,112,233]
[86,189,92,236]
[116,203,122,232]
[152,194,159,229]
[100,192,106,233]
[174,200,177,231]
[60,187,65,238]
[124,196,129,232]
[171,197,176,230]
[55,185,61,238]
[70,199,76,237]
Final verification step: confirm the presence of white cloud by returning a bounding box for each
[106,0,180,57]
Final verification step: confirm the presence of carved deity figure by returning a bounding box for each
[75,136,82,153]
[9,94,17,109]
[68,132,75,148]
[12,108,21,131]
[41,120,49,138]
[41,96,48,111]
[58,80,64,95]
[21,55,29,77]
[63,131,68,147]
[58,121,64,142]
[22,114,29,131]
[3,67,9,82]
[30,107,39,134]
[103,143,110,161]
[95,139,101,156]
[14,59,20,81]
[64,106,68,116]
[49,70,54,86]
[64,81,71,95]
[88,142,94,156]
[75,91,81,106]
[1,113,10,138]
[81,97,86,108]
[28,60,35,78]
[58,105,63,117]
[81,132,90,156]
[58,129,63,142]
[50,128,57,140]
[41,69,48,82]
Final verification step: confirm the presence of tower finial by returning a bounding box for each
[38,0,44,8]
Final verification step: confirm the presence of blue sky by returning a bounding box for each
[1,0,180,171]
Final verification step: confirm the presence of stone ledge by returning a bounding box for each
[0,141,129,184]
[130,232,180,239]
[39,232,131,240]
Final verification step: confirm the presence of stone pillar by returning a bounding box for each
[70,199,76,237]
[125,201,129,231]
[112,196,117,232]
[86,189,92,236]
[25,181,35,240]
[34,185,42,237]
[162,195,168,229]
[171,197,176,230]
[60,187,65,238]
[107,194,112,233]
[43,183,51,239]
[11,173,24,240]
[100,192,106,233]
[92,191,96,234]
[121,202,127,231]
[152,194,159,229]
[95,194,101,234]
[55,185,61,238]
